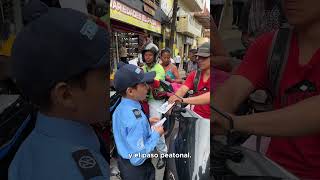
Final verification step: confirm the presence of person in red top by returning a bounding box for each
[168,42,210,119]
[213,0,320,179]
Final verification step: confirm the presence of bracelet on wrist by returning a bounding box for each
[226,114,235,133]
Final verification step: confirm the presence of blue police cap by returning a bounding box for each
[11,6,109,101]
[114,64,155,92]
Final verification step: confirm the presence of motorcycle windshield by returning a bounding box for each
[173,109,210,180]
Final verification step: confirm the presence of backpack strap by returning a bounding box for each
[254,24,292,153]
[267,23,293,100]
[193,69,201,94]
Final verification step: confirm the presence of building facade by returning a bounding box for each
[175,0,205,64]
[109,0,168,71]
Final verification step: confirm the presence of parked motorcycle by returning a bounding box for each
[211,105,299,180]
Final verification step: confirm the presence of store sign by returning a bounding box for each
[110,0,161,34]
[143,0,157,9]
[143,4,155,16]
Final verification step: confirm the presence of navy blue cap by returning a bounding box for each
[22,0,49,24]
[114,64,155,92]
[11,7,109,101]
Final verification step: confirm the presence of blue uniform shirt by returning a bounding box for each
[9,113,109,180]
[112,97,160,166]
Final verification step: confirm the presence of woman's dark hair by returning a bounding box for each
[160,48,171,56]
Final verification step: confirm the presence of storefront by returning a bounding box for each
[110,0,163,71]
[0,0,25,56]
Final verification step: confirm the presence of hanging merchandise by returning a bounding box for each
[0,0,13,42]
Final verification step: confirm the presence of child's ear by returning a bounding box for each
[126,88,133,96]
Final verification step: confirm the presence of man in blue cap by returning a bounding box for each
[9,6,109,180]
[112,64,164,180]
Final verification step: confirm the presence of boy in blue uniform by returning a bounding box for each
[113,64,164,180]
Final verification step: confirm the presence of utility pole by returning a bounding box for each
[169,0,178,52]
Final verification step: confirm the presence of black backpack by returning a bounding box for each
[249,23,293,112]
[110,92,121,116]
[0,95,37,179]
[193,69,201,94]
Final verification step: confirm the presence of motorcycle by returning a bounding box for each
[164,105,210,180]
[212,132,299,180]
[159,80,210,180]
[0,80,37,179]
[211,94,298,180]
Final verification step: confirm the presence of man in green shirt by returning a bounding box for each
[142,42,167,170]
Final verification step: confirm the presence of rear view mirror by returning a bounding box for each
[160,80,173,93]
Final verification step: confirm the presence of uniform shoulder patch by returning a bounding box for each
[132,109,142,119]
[72,149,103,180]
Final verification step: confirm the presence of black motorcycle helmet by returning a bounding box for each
[141,42,159,65]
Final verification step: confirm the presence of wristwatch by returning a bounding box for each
[225,113,235,134]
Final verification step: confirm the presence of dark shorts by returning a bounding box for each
[117,156,155,180]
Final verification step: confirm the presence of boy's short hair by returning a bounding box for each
[33,70,89,111]
[114,64,155,93]
[119,84,138,97]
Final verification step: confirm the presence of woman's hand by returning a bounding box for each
[165,75,173,83]
[168,95,183,104]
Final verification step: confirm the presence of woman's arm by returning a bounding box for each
[183,92,210,105]
[172,65,183,83]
